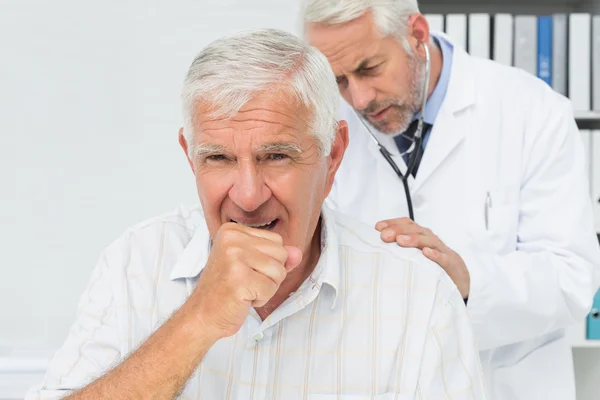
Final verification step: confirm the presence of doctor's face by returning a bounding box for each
[179,89,348,261]
[307,12,426,135]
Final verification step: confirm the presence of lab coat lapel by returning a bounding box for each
[412,44,476,193]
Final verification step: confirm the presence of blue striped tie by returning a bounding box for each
[393,120,432,177]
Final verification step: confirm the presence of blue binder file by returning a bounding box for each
[587,289,600,340]
[537,16,553,86]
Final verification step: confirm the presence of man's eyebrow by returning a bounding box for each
[354,59,371,72]
[193,143,227,157]
[257,142,302,154]
[336,58,375,81]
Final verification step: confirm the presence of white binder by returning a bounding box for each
[445,14,467,51]
[468,14,491,59]
[424,14,444,34]
[514,15,537,76]
[552,14,568,96]
[593,16,600,110]
[493,14,514,66]
[569,14,592,111]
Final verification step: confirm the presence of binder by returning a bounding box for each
[514,15,538,76]
[468,14,490,59]
[445,14,467,50]
[552,14,567,96]
[425,14,444,34]
[593,16,600,110]
[493,14,514,66]
[569,13,591,111]
[587,289,600,340]
[537,16,552,86]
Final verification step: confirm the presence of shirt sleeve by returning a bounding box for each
[25,254,122,400]
[417,274,489,400]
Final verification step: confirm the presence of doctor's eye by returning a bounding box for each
[360,64,381,75]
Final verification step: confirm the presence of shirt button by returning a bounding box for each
[252,332,264,343]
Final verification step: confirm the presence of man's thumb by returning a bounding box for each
[284,246,303,271]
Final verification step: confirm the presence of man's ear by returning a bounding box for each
[408,13,431,56]
[178,127,195,173]
[324,120,349,198]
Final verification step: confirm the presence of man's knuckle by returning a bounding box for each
[274,264,287,282]
[265,231,283,244]
[219,227,241,244]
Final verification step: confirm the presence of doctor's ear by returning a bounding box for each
[408,14,431,53]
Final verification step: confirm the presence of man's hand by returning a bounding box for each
[192,223,303,339]
[375,218,470,299]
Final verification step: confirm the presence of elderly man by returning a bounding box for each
[27,29,487,399]
[301,1,600,399]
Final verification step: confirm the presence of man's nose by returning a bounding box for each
[228,160,271,212]
[348,78,376,111]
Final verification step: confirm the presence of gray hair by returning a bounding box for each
[302,0,420,50]
[181,28,340,156]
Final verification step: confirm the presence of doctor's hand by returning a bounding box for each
[376,218,470,299]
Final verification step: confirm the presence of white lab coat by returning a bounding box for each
[326,37,600,400]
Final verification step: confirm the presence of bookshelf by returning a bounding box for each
[576,112,600,130]
[419,0,598,14]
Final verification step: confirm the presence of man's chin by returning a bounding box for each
[367,119,400,135]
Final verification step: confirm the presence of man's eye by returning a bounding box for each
[267,153,288,161]
[336,76,347,87]
[206,154,228,162]
[361,64,380,73]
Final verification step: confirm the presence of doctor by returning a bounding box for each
[302,0,600,399]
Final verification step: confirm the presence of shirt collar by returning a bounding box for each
[306,205,340,309]
[169,205,341,308]
[413,34,454,125]
[169,211,211,281]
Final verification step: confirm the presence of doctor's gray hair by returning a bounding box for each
[302,0,419,47]
[181,29,339,157]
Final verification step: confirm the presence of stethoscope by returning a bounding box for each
[354,41,431,221]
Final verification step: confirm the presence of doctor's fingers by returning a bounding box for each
[395,231,443,251]
[375,217,415,231]
[379,224,428,243]
[423,247,452,269]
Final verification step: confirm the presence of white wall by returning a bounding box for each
[1,1,599,399]
[0,0,302,353]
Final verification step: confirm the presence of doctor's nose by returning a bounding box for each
[347,78,376,111]
[228,161,272,212]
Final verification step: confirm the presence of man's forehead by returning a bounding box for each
[308,17,380,74]
[196,91,309,131]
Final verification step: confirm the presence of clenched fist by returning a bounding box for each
[191,222,303,339]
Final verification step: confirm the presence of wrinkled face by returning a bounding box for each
[307,12,425,135]
[180,90,347,256]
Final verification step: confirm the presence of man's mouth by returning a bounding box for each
[230,218,279,230]
[367,106,391,122]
